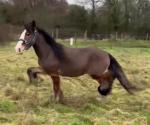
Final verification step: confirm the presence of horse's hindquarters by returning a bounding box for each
[87,52,110,76]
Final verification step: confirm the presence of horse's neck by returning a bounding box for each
[33,35,54,60]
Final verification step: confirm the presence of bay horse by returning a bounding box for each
[15,21,136,102]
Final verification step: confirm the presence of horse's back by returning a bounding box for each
[64,46,108,57]
[62,47,110,76]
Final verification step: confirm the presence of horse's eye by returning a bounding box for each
[26,33,30,36]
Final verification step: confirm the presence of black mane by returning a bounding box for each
[37,28,64,60]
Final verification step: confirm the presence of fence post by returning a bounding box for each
[84,30,87,40]
[56,28,59,40]
[52,31,54,38]
[146,33,149,40]
[70,37,74,46]
[115,32,118,40]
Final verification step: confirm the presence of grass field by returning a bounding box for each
[0,40,150,125]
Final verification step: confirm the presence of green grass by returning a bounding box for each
[0,40,150,125]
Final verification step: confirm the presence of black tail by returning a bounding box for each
[108,54,137,94]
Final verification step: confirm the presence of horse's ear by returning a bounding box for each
[31,20,36,28]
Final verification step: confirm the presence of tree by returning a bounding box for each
[67,5,88,31]
[0,0,68,25]
[136,0,150,34]
[75,0,104,36]
[99,0,120,34]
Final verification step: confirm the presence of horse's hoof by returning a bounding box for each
[98,86,111,96]
[50,95,64,104]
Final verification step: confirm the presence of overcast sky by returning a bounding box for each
[67,0,78,5]
[67,0,91,8]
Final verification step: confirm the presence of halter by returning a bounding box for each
[19,30,37,47]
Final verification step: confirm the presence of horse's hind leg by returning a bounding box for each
[50,75,64,103]
[91,71,115,96]
[27,67,45,83]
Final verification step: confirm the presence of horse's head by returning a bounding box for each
[15,20,37,53]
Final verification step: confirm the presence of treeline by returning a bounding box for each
[0,0,150,42]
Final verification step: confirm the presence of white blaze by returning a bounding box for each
[15,29,26,53]
[19,29,26,40]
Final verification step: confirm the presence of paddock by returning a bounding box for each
[0,41,149,125]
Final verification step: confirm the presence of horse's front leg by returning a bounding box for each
[50,75,64,103]
[27,67,45,83]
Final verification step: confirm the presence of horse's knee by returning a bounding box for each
[27,67,38,83]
